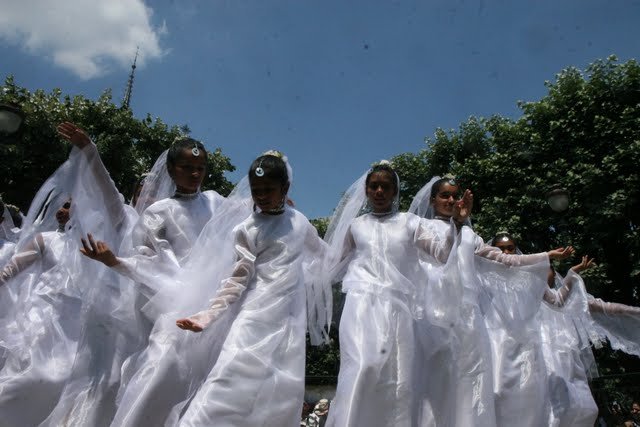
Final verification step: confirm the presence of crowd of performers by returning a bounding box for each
[0,122,639,427]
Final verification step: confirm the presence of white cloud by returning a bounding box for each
[0,0,166,79]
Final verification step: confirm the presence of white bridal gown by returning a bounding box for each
[168,207,330,427]
[326,212,457,427]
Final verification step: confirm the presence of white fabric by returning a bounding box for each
[326,212,457,427]
[0,142,126,427]
[38,141,142,427]
[108,185,251,427]
[133,150,175,216]
[409,176,553,427]
[588,294,640,357]
[172,207,328,426]
[539,271,599,427]
[113,191,225,300]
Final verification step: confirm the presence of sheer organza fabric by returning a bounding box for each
[0,143,130,427]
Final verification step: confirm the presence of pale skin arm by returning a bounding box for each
[80,233,120,267]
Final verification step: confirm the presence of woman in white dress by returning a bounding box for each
[174,152,331,427]
[324,163,473,427]
[409,177,573,427]
[66,137,236,427]
[0,122,131,427]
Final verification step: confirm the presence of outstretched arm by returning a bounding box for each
[57,122,127,229]
[177,229,256,332]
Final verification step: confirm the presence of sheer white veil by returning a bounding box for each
[134,150,176,215]
[325,161,400,265]
[408,176,440,219]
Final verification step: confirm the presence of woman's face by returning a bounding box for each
[431,183,459,218]
[495,238,517,254]
[250,176,288,213]
[56,200,71,226]
[366,171,397,213]
[168,148,207,193]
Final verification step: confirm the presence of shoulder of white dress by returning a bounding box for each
[202,190,223,200]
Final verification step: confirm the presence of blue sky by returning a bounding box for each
[2,0,639,219]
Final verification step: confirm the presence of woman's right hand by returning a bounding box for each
[571,255,595,273]
[57,122,91,149]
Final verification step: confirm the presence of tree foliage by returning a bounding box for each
[0,75,235,212]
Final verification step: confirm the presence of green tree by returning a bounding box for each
[0,75,235,212]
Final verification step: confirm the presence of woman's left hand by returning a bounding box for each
[176,318,204,332]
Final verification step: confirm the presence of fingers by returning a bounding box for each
[87,233,99,252]
[56,122,76,140]
[176,319,203,333]
[57,122,89,147]
[80,236,92,257]
[79,233,104,259]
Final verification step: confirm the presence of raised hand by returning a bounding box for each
[453,189,473,224]
[547,246,575,260]
[80,233,119,267]
[571,255,596,273]
[176,318,204,333]
[57,122,91,149]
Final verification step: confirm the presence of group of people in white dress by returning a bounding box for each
[0,121,639,427]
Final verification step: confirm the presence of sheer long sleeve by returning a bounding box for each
[543,270,577,307]
[589,297,640,315]
[303,224,332,345]
[79,143,127,230]
[110,223,181,297]
[0,234,44,286]
[185,229,256,329]
[474,238,549,267]
[327,228,355,284]
[414,218,456,264]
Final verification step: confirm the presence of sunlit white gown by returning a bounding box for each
[325,212,457,427]
[169,206,329,427]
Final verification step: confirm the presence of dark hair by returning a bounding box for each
[430,177,459,199]
[0,200,4,217]
[248,154,289,186]
[365,164,399,194]
[166,137,207,171]
[493,232,516,246]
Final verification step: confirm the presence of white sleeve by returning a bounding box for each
[0,235,44,286]
[543,271,576,307]
[110,209,181,296]
[79,143,127,229]
[414,218,456,264]
[474,236,549,266]
[185,227,256,329]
